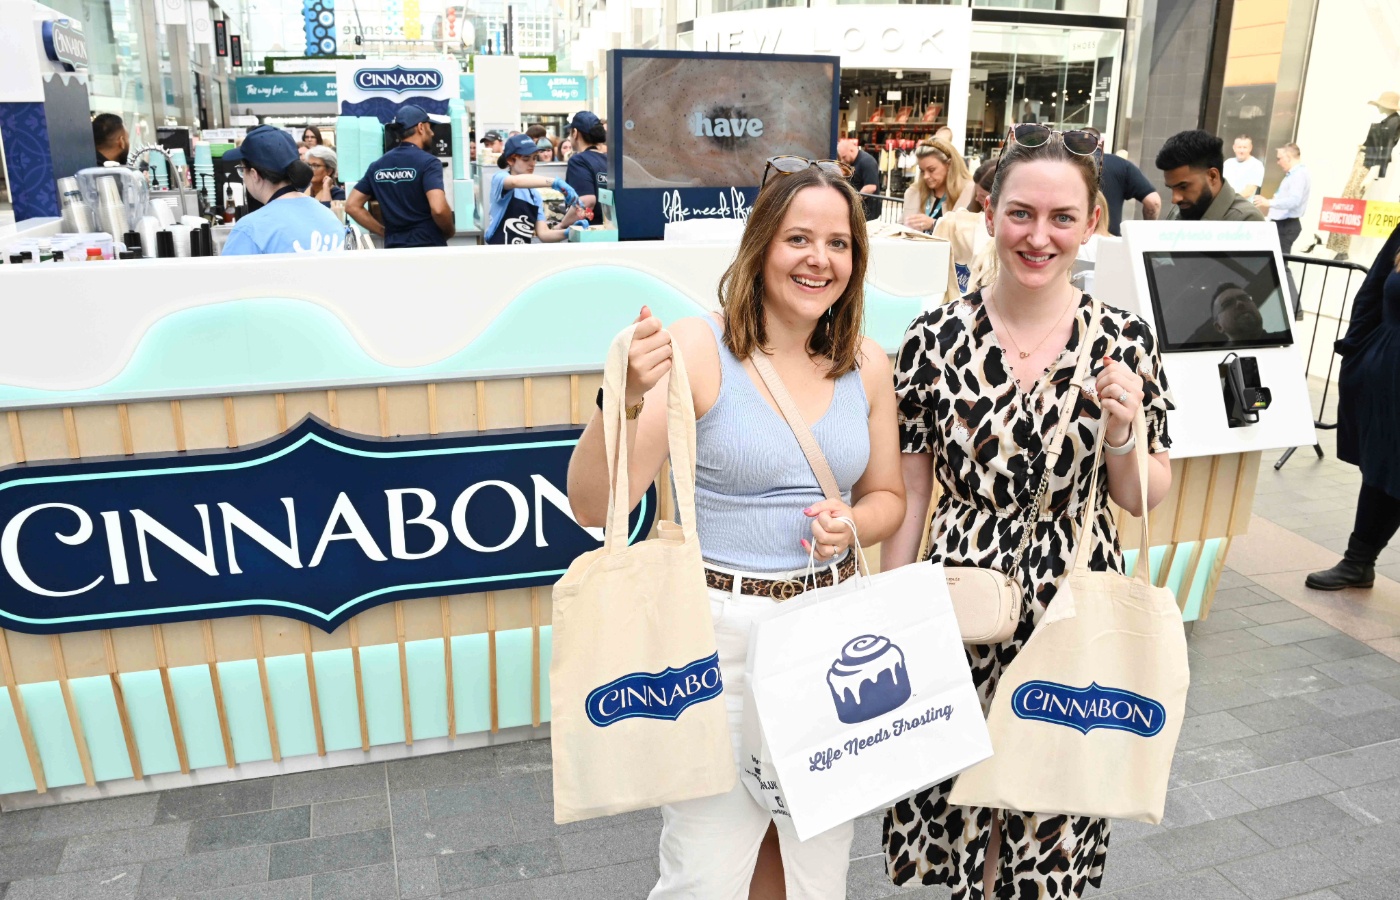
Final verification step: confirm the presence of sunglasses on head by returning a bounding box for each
[761,155,852,190]
[1006,124,1100,157]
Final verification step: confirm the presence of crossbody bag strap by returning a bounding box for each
[749,351,842,502]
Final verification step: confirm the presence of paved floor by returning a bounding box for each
[4,404,1400,899]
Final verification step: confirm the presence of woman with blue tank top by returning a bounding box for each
[567,162,905,899]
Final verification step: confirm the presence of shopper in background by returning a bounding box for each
[305,146,345,206]
[564,110,608,215]
[1223,135,1264,197]
[566,161,904,900]
[535,137,556,163]
[1307,223,1400,591]
[967,159,998,213]
[485,134,582,244]
[902,138,973,233]
[302,125,324,148]
[525,124,548,143]
[838,137,882,221]
[346,105,454,248]
[480,131,505,155]
[1253,142,1310,253]
[93,113,129,167]
[1084,126,1161,235]
[934,125,956,148]
[221,126,344,256]
[1155,129,1264,222]
[558,137,574,161]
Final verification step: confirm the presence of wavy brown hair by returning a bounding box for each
[718,166,868,377]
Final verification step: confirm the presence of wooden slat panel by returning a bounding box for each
[433,381,478,434]
[51,635,96,785]
[283,390,332,426]
[71,405,125,458]
[334,388,380,436]
[125,401,180,454]
[152,625,191,774]
[259,612,305,658]
[482,380,527,430]
[202,621,236,767]
[3,410,24,465]
[1229,452,1262,536]
[301,623,327,756]
[447,593,489,635]
[0,629,47,792]
[209,616,258,663]
[53,631,106,680]
[180,398,229,451]
[231,395,283,446]
[492,587,534,631]
[531,375,574,427]
[386,385,431,438]
[251,617,281,762]
[108,622,160,673]
[62,408,80,458]
[103,630,143,780]
[5,630,59,684]
[402,595,446,641]
[15,408,70,464]
[353,602,398,647]
[159,620,209,669]
[348,618,370,750]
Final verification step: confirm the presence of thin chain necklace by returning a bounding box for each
[987,287,1078,359]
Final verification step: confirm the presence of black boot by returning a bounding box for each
[1305,534,1381,591]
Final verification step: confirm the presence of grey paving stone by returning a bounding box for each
[1306,742,1400,789]
[389,790,428,827]
[1108,815,1167,844]
[1103,869,1248,899]
[1237,601,1312,626]
[439,883,535,900]
[1333,867,1400,899]
[1187,653,1259,686]
[1248,619,1344,646]
[393,813,500,860]
[1286,892,1343,900]
[267,828,391,880]
[1300,684,1400,718]
[1214,569,1254,591]
[1141,816,1269,872]
[58,823,190,873]
[33,795,159,841]
[1223,761,1342,809]
[532,772,552,803]
[138,846,269,898]
[308,863,396,900]
[509,800,660,841]
[1216,844,1349,900]
[271,765,386,809]
[436,839,565,893]
[1193,609,1257,634]
[512,858,659,898]
[1240,724,1350,766]
[1319,707,1400,748]
[846,854,945,898]
[1167,740,1270,789]
[1233,644,1327,675]
[386,749,498,791]
[0,838,65,881]
[5,865,142,900]
[1160,781,1256,829]
[1092,840,1176,893]
[426,776,541,820]
[154,781,274,824]
[396,857,440,899]
[1314,654,1400,686]
[493,741,553,776]
[309,795,388,838]
[1186,680,1274,715]
[1326,777,1400,825]
[1189,630,1273,658]
[0,809,41,847]
[1244,666,1344,699]
[1300,635,1381,663]
[1230,696,1340,734]
[187,807,309,854]
[850,812,883,859]
[1208,587,1273,611]
[1311,822,1400,877]
[555,821,661,871]
[1237,795,1366,849]
[1372,675,1400,700]
[181,878,311,899]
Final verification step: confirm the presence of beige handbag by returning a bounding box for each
[548,326,735,824]
[919,297,1102,644]
[948,407,1189,823]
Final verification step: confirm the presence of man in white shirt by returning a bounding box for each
[1253,142,1310,253]
[1222,135,1265,197]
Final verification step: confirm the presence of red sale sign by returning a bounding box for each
[1318,197,1366,235]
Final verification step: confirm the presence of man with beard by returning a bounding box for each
[1209,283,1290,344]
[1156,130,1264,223]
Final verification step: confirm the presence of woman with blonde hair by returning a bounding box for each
[903,138,974,233]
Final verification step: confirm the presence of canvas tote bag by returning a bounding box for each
[549,326,735,824]
[948,407,1189,824]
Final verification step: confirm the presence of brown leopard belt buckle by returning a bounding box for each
[705,555,857,601]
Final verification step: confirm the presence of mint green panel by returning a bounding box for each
[118,670,181,775]
[68,676,133,782]
[538,626,553,724]
[1165,542,1196,598]
[168,665,227,769]
[1182,538,1223,623]
[359,644,406,747]
[312,650,363,752]
[0,692,37,794]
[1149,545,1167,583]
[864,285,929,353]
[496,628,536,730]
[216,660,272,764]
[451,633,491,734]
[406,640,448,741]
[264,654,319,758]
[18,682,84,787]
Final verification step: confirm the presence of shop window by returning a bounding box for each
[971,0,1128,15]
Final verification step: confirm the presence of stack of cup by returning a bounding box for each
[57,177,96,233]
[193,143,216,208]
[94,173,131,241]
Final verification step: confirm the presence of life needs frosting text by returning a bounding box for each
[809,702,955,772]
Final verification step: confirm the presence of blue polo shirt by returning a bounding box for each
[221,196,346,256]
[486,169,545,244]
[565,148,607,200]
[355,143,446,249]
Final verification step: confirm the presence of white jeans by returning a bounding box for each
[649,570,855,900]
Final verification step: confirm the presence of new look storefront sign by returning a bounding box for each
[0,417,655,635]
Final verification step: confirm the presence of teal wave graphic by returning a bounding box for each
[0,265,932,406]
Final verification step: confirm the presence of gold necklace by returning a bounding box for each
[988,288,1078,360]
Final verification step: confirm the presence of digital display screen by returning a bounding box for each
[1142,251,1295,352]
[616,54,837,189]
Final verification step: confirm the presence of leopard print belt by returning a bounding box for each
[704,553,859,601]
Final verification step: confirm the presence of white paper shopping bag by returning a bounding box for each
[742,559,992,841]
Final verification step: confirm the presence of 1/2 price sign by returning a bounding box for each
[1362,200,1400,238]
[1319,197,1400,238]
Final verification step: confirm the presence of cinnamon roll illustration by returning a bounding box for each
[827,635,911,724]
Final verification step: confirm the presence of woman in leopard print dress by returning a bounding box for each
[880,130,1174,899]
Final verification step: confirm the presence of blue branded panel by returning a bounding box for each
[1011,680,1166,738]
[0,102,60,221]
[303,0,336,56]
[586,652,723,727]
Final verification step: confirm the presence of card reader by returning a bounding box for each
[1219,353,1272,428]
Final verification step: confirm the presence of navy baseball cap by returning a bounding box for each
[498,134,539,167]
[391,105,431,130]
[567,110,601,135]
[480,130,504,144]
[223,125,298,170]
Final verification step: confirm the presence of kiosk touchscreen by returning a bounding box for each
[1142,250,1294,353]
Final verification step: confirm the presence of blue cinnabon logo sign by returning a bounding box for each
[354,65,443,94]
[586,653,723,727]
[1012,681,1165,737]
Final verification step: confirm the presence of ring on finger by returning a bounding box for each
[1118,390,1129,404]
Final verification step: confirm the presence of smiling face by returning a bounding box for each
[919,154,948,194]
[986,159,1099,293]
[762,185,855,329]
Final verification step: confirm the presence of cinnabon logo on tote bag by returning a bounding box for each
[1011,681,1166,738]
[585,653,723,727]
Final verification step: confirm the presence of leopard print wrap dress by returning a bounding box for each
[882,291,1173,900]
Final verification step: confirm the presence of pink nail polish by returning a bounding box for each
[801,539,810,550]
[803,507,813,515]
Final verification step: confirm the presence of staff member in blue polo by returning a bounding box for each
[221,126,345,256]
[564,110,607,216]
[346,105,455,248]
[486,134,583,244]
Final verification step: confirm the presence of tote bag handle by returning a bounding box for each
[1070,404,1153,585]
[749,352,842,502]
[601,325,699,554]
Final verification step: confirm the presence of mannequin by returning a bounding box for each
[1328,91,1400,259]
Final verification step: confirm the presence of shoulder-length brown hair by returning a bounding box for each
[717,166,869,377]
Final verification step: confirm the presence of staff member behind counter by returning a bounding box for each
[486,135,582,244]
[564,111,607,214]
[346,106,455,248]
[221,126,346,256]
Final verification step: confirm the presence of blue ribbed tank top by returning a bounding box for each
[691,316,871,572]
